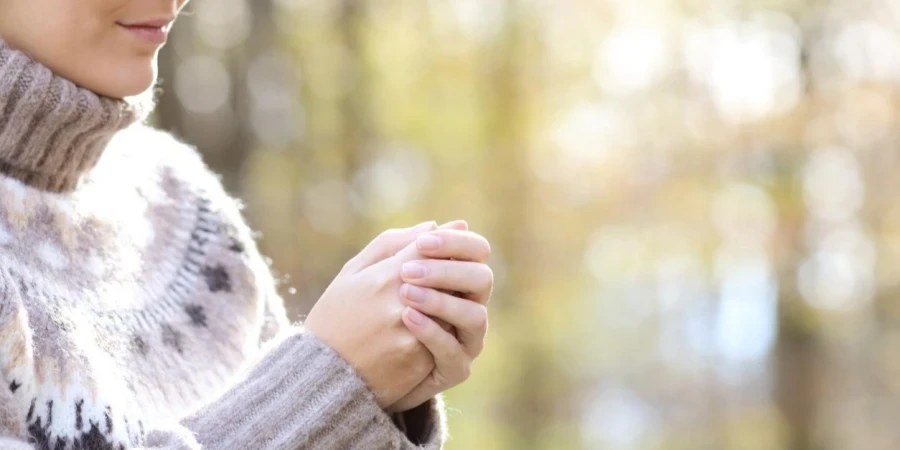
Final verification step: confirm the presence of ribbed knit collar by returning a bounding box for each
[0,38,154,193]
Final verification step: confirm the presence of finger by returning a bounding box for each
[440,220,468,231]
[343,221,436,273]
[415,230,491,263]
[390,303,475,413]
[388,221,471,265]
[402,308,469,385]
[400,284,487,357]
[390,236,429,265]
[432,222,470,299]
[360,228,456,331]
[400,260,493,304]
[435,222,471,300]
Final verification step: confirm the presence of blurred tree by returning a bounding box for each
[773,24,821,450]
[480,2,552,448]
[337,0,376,256]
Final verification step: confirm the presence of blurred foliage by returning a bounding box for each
[154,0,900,448]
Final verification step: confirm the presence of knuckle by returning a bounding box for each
[431,261,449,280]
[340,258,357,274]
[460,361,472,381]
[396,333,421,354]
[414,353,434,373]
[368,268,397,290]
[422,286,439,304]
[445,339,465,361]
[470,304,489,331]
[481,265,494,288]
[477,236,492,261]
[436,317,455,332]
[430,291,448,315]
[471,340,485,358]
[432,372,452,389]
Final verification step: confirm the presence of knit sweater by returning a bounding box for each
[0,39,446,450]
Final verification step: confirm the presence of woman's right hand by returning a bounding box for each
[303,221,439,408]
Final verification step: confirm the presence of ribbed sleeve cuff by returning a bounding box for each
[180,328,446,450]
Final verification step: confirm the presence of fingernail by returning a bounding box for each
[439,220,464,229]
[402,284,428,303]
[416,235,442,251]
[401,262,427,279]
[407,308,427,325]
[413,221,436,231]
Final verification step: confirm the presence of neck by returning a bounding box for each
[0,39,153,193]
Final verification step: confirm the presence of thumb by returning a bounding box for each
[342,221,436,274]
[391,220,466,263]
[443,219,468,231]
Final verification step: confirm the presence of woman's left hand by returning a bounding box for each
[386,223,493,412]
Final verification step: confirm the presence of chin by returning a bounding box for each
[87,58,158,99]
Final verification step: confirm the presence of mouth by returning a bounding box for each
[116,18,174,45]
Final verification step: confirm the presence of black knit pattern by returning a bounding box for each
[3,190,247,449]
[15,394,140,450]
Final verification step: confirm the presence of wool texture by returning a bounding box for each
[0,38,446,450]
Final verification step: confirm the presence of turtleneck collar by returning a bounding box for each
[0,38,154,193]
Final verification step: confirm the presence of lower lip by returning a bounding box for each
[119,24,168,44]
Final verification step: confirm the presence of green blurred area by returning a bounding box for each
[155,1,900,448]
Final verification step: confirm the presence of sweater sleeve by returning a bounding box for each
[236,278,447,449]
[211,154,447,449]
[165,196,446,449]
[149,327,446,450]
[138,251,447,448]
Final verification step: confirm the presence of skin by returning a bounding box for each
[0,0,493,413]
[307,221,493,410]
[0,0,191,98]
[392,223,493,411]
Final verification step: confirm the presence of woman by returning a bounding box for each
[0,0,493,449]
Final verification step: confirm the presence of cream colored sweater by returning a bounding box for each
[0,38,445,450]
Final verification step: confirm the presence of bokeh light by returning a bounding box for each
[156,0,900,448]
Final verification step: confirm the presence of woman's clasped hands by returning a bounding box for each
[304,220,493,412]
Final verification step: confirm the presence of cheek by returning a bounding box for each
[1,0,157,98]
[0,2,69,62]
[15,3,94,49]
[50,2,125,61]
[4,0,128,50]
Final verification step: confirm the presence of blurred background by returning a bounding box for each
[152,0,900,448]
